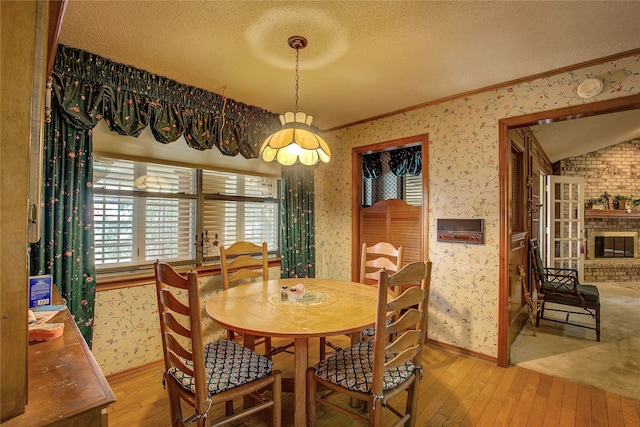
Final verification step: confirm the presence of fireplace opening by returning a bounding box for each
[591,232,637,259]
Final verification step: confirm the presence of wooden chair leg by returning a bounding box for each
[368,396,384,427]
[536,300,545,327]
[306,368,317,427]
[272,371,282,427]
[319,337,326,360]
[405,375,420,427]
[596,307,601,342]
[167,383,184,426]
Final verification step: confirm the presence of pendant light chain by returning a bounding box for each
[294,47,300,114]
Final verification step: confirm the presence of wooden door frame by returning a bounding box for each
[497,93,640,367]
[351,134,429,283]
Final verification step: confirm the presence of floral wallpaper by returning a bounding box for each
[93,54,640,375]
[93,267,280,375]
[314,55,640,358]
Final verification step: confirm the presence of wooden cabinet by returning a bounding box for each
[3,287,115,427]
[0,2,110,424]
[1,1,42,419]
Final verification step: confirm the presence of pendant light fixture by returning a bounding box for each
[260,36,331,166]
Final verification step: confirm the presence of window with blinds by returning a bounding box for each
[93,156,279,272]
[201,171,279,259]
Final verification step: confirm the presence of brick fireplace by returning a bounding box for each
[554,138,640,283]
[584,217,640,281]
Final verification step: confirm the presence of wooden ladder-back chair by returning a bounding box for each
[529,239,601,341]
[360,241,405,285]
[220,241,293,357]
[154,261,281,427]
[319,241,404,360]
[307,260,432,427]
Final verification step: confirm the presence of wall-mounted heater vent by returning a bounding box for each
[437,218,484,244]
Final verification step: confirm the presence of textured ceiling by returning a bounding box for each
[58,1,640,162]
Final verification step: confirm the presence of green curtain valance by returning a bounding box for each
[362,146,421,179]
[52,44,281,158]
[362,152,382,179]
[389,146,422,176]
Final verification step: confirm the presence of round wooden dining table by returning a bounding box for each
[205,277,379,427]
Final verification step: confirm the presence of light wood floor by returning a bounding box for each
[105,336,640,426]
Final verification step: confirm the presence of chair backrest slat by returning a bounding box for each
[385,330,421,356]
[160,288,190,316]
[387,286,423,312]
[360,241,404,286]
[168,348,195,377]
[384,346,420,370]
[387,309,422,336]
[221,242,269,290]
[166,333,193,360]
[163,312,191,338]
[156,264,190,290]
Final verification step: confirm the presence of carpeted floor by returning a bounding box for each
[510,282,640,401]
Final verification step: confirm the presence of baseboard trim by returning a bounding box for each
[427,339,498,364]
[105,359,164,382]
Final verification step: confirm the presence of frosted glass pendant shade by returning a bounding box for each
[260,111,331,166]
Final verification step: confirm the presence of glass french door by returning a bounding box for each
[546,176,585,282]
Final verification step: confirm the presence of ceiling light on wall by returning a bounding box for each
[577,77,604,99]
[260,36,331,166]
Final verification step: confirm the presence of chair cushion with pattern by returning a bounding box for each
[313,341,415,393]
[361,326,376,337]
[169,339,273,395]
[361,318,392,337]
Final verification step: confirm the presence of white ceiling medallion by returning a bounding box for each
[577,77,603,99]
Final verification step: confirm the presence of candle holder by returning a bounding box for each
[194,230,219,262]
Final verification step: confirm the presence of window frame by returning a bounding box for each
[93,156,281,275]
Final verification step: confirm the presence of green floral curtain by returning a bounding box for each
[281,165,315,278]
[29,95,96,346]
[52,44,280,156]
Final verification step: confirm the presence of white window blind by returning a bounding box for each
[404,174,422,206]
[202,171,279,257]
[93,157,197,269]
[144,197,195,261]
[94,195,134,265]
[93,156,279,271]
